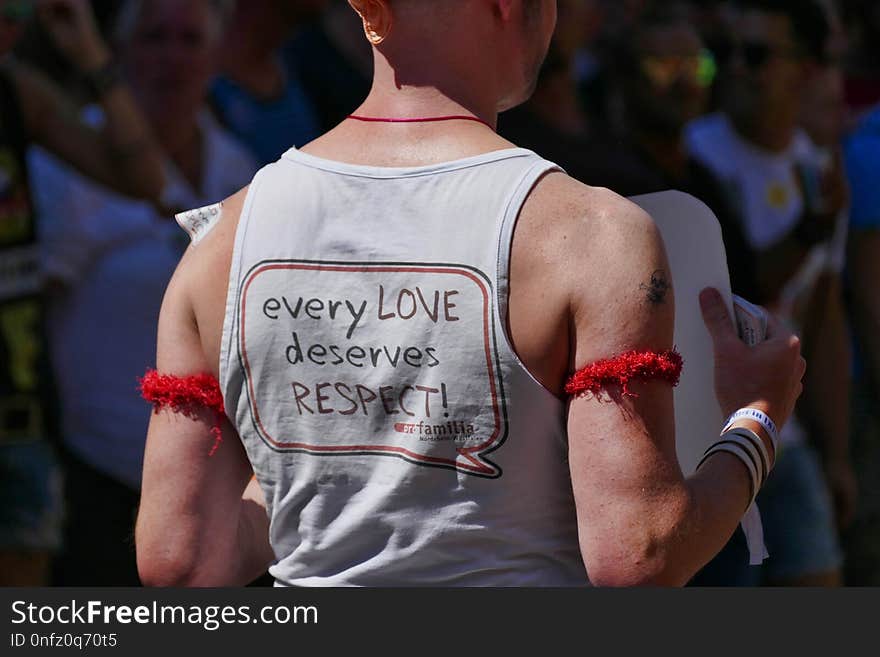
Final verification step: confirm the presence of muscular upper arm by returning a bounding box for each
[137,189,256,585]
[534,176,684,584]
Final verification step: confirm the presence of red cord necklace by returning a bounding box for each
[347,114,495,131]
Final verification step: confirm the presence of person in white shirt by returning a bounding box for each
[30,0,257,585]
[686,0,852,587]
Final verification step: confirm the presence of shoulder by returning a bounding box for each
[161,186,250,371]
[505,170,671,392]
[173,186,249,287]
[685,113,724,146]
[524,172,665,267]
[521,172,672,337]
[687,112,727,137]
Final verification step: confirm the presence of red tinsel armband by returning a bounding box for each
[139,369,226,456]
[565,348,683,399]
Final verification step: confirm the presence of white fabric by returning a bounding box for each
[631,191,768,565]
[742,503,770,565]
[687,114,806,249]
[630,192,734,473]
[686,114,847,276]
[219,147,589,586]
[29,109,256,488]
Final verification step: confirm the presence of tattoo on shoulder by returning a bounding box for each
[640,270,670,305]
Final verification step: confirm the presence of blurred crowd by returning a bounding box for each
[0,0,879,587]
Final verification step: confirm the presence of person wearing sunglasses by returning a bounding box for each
[606,3,761,307]
[686,0,850,588]
[0,0,165,586]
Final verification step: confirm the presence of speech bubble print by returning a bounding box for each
[237,260,508,478]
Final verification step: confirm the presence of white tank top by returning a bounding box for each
[219,147,587,586]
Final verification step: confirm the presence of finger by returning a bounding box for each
[699,287,737,346]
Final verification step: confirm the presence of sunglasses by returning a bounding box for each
[1,1,34,23]
[640,49,718,89]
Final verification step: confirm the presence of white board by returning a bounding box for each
[630,191,736,475]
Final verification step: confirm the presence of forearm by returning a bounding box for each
[583,410,778,588]
[234,479,275,586]
[137,415,271,587]
[30,0,166,201]
[638,453,755,587]
[85,52,166,201]
[16,59,166,203]
[138,480,271,587]
[580,446,758,587]
[163,486,271,587]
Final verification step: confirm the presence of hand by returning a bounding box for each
[824,457,858,531]
[37,0,108,71]
[700,287,806,430]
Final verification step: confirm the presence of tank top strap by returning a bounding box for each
[495,159,564,346]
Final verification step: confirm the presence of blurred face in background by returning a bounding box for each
[119,0,221,124]
[0,0,31,55]
[724,8,808,126]
[626,20,712,135]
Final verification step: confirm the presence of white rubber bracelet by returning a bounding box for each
[723,407,779,454]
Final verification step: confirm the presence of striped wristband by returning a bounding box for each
[723,407,779,455]
[697,427,772,509]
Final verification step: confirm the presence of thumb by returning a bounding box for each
[699,288,737,346]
